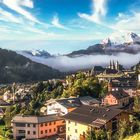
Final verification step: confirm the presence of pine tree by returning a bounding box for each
[86,127,96,140]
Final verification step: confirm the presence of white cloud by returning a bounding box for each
[0,24,60,40]
[2,0,40,23]
[51,15,69,30]
[78,0,107,24]
[0,8,23,23]
[20,0,33,8]
[113,12,140,33]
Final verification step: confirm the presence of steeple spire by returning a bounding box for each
[113,60,115,69]
[109,60,112,69]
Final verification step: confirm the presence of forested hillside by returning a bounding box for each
[0,48,62,83]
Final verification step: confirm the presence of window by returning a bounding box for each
[54,128,56,132]
[49,122,51,125]
[68,127,70,131]
[54,121,56,125]
[16,123,25,127]
[40,123,43,127]
[68,120,71,123]
[41,131,43,134]
[33,131,36,135]
[67,135,70,140]
[45,130,47,133]
[33,124,36,128]
[83,132,85,137]
[27,124,30,127]
[75,129,77,133]
[18,130,25,134]
[75,122,77,126]
[27,131,30,134]
[49,129,51,133]
[45,123,47,126]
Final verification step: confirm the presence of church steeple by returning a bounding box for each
[115,61,119,70]
[112,60,115,69]
[109,60,112,69]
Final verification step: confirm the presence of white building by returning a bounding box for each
[41,98,81,116]
[3,90,12,101]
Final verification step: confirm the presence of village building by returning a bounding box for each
[40,96,100,116]
[3,90,13,102]
[79,96,100,106]
[102,88,130,108]
[41,98,81,116]
[63,105,129,140]
[110,76,137,97]
[97,63,124,81]
[12,115,65,140]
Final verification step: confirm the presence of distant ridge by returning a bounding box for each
[19,50,52,58]
[0,48,62,84]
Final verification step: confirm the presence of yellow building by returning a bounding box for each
[63,105,129,140]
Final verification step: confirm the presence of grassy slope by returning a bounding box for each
[124,133,140,140]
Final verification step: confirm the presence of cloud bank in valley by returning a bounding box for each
[20,53,140,72]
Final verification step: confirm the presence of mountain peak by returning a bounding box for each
[102,32,140,45]
[21,50,51,58]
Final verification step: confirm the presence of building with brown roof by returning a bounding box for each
[63,105,129,140]
[41,96,100,116]
[102,89,130,107]
[12,115,65,140]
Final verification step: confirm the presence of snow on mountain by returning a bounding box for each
[32,50,42,56]
[102,32,140,45]
[19,50,52,58]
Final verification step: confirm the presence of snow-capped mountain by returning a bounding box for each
[20,50,52,58]
[68,32,140,57]
[102,32,140,45]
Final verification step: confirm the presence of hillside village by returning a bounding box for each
[0,60,140,140]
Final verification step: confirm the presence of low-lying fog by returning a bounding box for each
[20,53,140,72]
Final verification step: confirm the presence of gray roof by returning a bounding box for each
[79,96,100,105]
[63,105,123,128]
[56,98,81,109]
[50,96,100,108]
[12,115,63,124]
[109,89,129,99]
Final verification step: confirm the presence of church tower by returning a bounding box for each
[109,60,112,69]
[112,60,115,70]
[115,61,119,70]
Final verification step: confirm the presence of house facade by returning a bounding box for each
[63,105,129,140]
[12,115,65,140]
[41,98,81,116]
[102,90,130,107]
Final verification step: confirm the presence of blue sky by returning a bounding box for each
[0,0,140,54]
